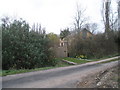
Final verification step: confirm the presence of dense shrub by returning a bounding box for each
[68,31,118,59]
[2,18,55,70]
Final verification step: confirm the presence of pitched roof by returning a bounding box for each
[80,28,93,35]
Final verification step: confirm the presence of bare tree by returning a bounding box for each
[105,0,111,38]
[74,3,87,32]
[118,0,120,31]
[101,0,111,38]
[90,23,98,34]
[109,11,118,31]
[101,0,118,36]
[84,23,90,31]
[108,0,118,31]
[84,23,97,34]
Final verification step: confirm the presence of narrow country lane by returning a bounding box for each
[2,57,120,88]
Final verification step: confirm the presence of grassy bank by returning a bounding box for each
[1,60,70,76]
[62,54,118,64]
[63,57,90,64]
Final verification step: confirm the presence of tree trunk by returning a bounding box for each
[118,1,120,31]
[105,1,111,38]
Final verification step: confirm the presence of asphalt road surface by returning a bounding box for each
[2,57,119,88]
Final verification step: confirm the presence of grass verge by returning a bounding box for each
[96,58,120,64]
[0,60,70,76]
[90,53,119,61]
[63,57,90,64]
[62,56,120,65]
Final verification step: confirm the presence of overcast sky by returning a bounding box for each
[0,0,118,34]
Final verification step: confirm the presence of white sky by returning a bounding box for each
[0,0,118,34]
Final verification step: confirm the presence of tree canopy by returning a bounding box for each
[60,28,70,39]
[2,17,56,70]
